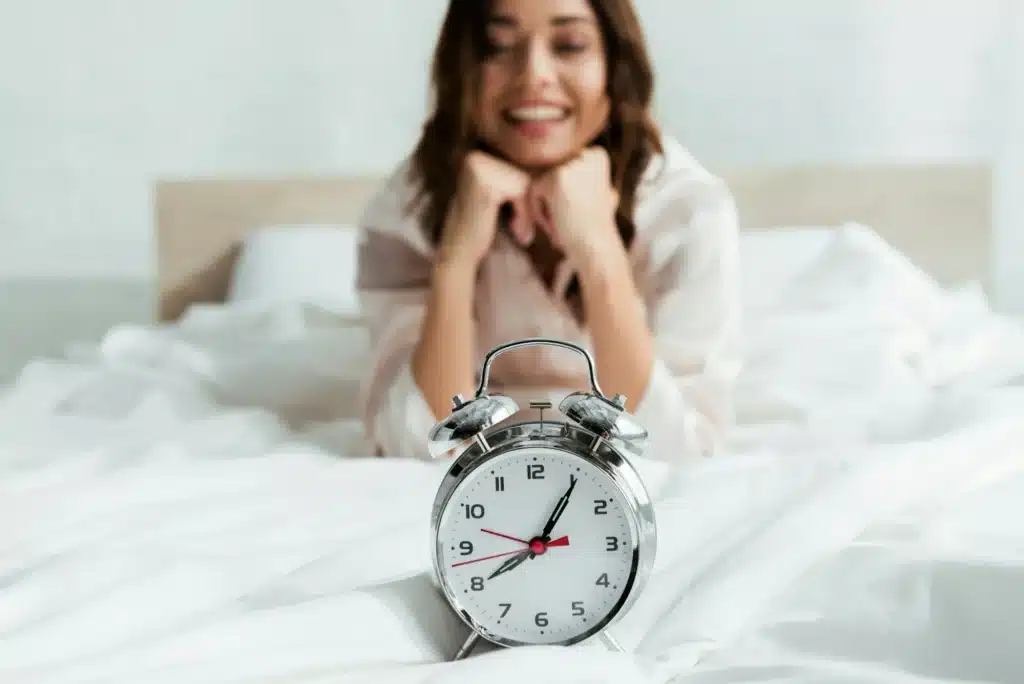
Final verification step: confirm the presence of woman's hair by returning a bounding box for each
[409,0,663,252]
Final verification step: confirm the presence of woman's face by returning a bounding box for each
[476,0,610,173]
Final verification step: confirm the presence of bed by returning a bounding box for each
[153,166,992,321]
[3,163,1024,684]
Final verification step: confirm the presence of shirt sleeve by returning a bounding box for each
[354,170,440,460]
[629,173,743,464]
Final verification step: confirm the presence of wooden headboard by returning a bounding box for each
[155,165,991,322]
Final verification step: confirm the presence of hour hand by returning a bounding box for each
[487,550,531,580]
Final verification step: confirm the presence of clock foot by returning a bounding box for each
[453,631,481,660]
[598,630,624,653]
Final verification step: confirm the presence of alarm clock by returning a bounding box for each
[427,337,657,660]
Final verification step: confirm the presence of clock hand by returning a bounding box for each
[523,535,571,556]
[487,549,532,580]
[454,535,571,569]
[540,474,578,540]
[546,535,569,548]
[452,548,527,568]
[480,529,530,545]
[452,528,536,569]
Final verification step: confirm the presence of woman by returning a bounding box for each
[356,0,741,462]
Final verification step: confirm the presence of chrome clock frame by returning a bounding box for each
[427,339,658,660]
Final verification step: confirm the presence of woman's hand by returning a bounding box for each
[529,147,624,276]
[530,148,655,417]
[439,151,535,269]
[416,151,534,421]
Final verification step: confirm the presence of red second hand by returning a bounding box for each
[454,534,572,567]
[480,529,530,544]
[452,548,524,568]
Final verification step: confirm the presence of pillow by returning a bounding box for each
[228,224,360,317]
[228,224,834,322]
[774,223,945,318]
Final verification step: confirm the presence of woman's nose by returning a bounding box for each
[520,38,557,87]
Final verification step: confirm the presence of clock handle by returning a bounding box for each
[475,337,606,399]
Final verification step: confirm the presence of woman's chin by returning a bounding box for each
[504,145,581,173]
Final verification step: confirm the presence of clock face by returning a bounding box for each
[434,446,638,646]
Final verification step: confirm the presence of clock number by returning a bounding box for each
[594,499,608,515]
[534,612,549,627]
[572,601,585,616]
[494,476,505,492]
[471,577,485,591]
[459,541,473,556]
[463,503,485,519]
[596,573,610,587]
[606,536,619,551]
[527,464,545,480]
[499,603,511,618]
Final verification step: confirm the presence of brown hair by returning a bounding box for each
[409,0,663,254]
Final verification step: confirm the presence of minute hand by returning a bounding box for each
[540,474,578,539]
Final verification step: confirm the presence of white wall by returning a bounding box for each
[992,0,1024,314]
[641,0,1002,164]
[0,0,446,279]
[0,0,1008,281]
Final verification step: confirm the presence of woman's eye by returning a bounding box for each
[555,42,588,55]
[483,35,590,59]
[484,43,516,60]
[484,29,517,54]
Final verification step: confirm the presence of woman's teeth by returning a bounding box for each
[507,106,567,122]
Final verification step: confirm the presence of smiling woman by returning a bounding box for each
[475,1,613,171]
[355,0,742,464]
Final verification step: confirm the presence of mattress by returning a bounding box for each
[2,225,1023,683]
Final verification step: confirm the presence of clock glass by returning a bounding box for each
[434,446,639,646]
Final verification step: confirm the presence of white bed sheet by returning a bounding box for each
[2,225,1024,684]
